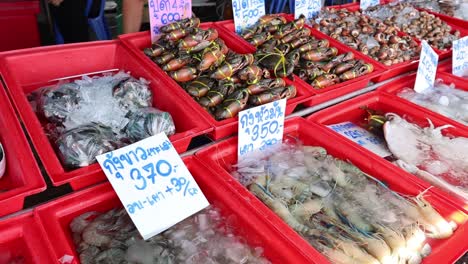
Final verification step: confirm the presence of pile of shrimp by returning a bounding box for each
[383,113,468,201]
[232,143,457,264]
[70,206,270,264]
[397,80,468,125]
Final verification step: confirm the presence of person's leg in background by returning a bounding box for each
[49,0,90,43]
[123,0,146,33]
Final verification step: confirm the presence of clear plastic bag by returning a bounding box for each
[112,77,153,110]
[55,123,119,169]
[124,107,176,141]
[37,82,82,124]
[32,71,177,170]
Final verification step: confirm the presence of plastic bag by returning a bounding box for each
[124,107,176,141]
[55,123,119,169]
[37,82,82,124]
[112,77,153,110]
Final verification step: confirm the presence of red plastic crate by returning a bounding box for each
[307,92,468,212]
[0,211,55,263]
[377,72,468,128]
[0,41,212,191]
[437,59,453,74]
[437,59,467,79]
[317,3,468,79]
[0,81,45,217]
[215,18,384,107]
[0,1,41,52]
[119,24,312,140]
[35,156,313,264]
[313,3,424,81]
[196,117,468,263]
[413,7,468,59]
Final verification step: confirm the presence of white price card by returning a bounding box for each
[96,133,209,240]
[232,0,266,33]
[238,99,286,159]
[148,0,192,41]
[295,0,321,19]
[453,36,468,77]
[414,41,439,93]
[328,122,392,158]
[360,0,379,10]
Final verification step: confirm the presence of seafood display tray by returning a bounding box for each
[307,92,468,212]
[0,211,55,263]
[214,18,385,107]
[377,71,468,128]
[0,81,45,217]
[421,9,468,32]
[196,117,468,264]
[307,3,425,81]
[355,3,467,60]
[0,41,213,191]
[119,23,313,140]
[35,156,312,264]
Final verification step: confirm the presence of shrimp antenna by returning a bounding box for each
[416,186,433,199]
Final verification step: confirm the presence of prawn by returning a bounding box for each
[413,191,457,239]
[249,183,318,236]
[335,239,381,264]
[290,198,323,222]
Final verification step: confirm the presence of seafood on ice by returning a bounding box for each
[397,80,468,125]
[29,71,175,169]
[232,143,457,264]
[382,113,468,201]
[71,206,270,264]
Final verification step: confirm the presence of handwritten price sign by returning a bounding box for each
[295,0,321,19]
[232,0,266,33]
[360,0,379,10]
[238,99,286,159]
[328,122,391,157]
[453,36,468,77]
[97,133,209,240]
[415,41,438,93]
[148,0,192,41]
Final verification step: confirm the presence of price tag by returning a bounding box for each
[453,36,468,77]
[414,41,438,93]
[238,99,286,159]
[148,0,192,41]
[96,133,209,240]
[328,122,391,158]
[360,0,379,10]
[232,0,266,33]
[295,0,321,19]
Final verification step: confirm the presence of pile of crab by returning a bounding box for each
[143,18,296,121]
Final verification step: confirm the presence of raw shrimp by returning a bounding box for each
[413,192,457,239]
[249,183,317,235]
[231,142,456,264]
[290,198,323,222]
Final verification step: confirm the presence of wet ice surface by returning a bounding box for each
[397,80,468,125]
[231,143,456,264]
[31,71,176,169]
[71,206,270,264]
